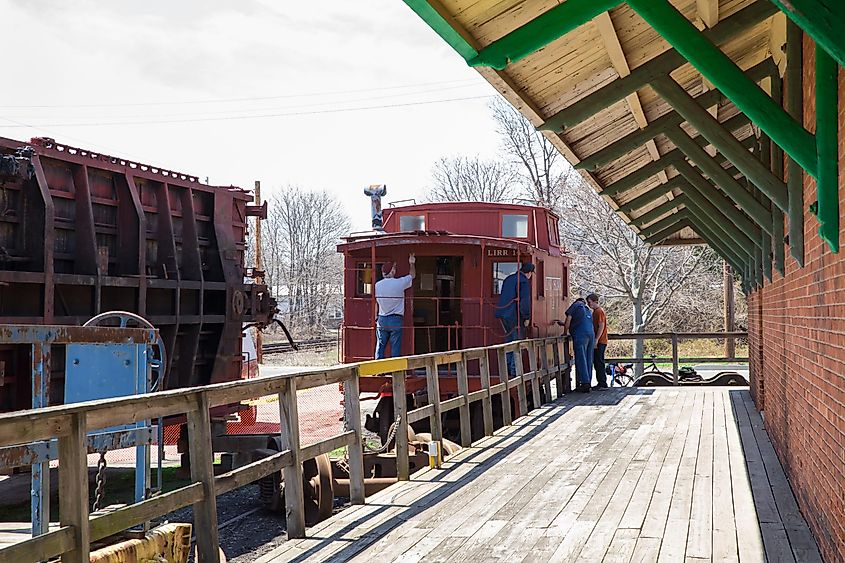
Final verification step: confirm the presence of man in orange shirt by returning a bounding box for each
[587,293,609,388]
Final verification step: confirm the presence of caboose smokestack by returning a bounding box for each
[363,184,387,231]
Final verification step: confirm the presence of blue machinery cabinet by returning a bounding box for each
[0,325,160,537]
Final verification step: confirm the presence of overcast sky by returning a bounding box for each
[0,1,503,232]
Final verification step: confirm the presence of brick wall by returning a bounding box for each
[749,37,845,561]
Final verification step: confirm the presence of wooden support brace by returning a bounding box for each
[496,348,513,426]
[343,374,365,504]
[455,359,472,447]
[392,371,410,479]
[279,379,305,538]
[187,394,220,561]
[786,19,806,266]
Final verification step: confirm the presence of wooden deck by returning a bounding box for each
[256,387,822,563]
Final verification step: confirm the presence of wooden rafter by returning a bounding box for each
[593,12,670,186]
[696,0,719,29]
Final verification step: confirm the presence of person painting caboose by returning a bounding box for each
[495,262,534,376]
[374,254,416,359]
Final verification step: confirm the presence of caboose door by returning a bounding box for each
[411,256,463,354]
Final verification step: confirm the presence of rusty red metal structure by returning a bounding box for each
[338,201,571,437]
[0,137,275,413]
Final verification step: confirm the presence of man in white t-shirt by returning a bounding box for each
[374,254,416,358]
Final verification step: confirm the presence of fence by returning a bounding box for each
[0,335,570,563]
[606,331,750,383]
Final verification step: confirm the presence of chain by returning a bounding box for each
[92,451,107,513]
[337,415,402,476]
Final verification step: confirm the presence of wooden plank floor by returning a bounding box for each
[256,387,822,563]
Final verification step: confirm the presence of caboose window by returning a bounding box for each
[492,262,518,295]
[399,215,425,231]
[502,214,528,238]
[548,216,560,246]
[356,262,384,296]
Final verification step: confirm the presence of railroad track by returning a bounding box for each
[262,337,335,355]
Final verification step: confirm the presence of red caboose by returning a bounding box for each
[338,201,571,441]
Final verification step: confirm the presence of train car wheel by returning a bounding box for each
[302,454,334,525]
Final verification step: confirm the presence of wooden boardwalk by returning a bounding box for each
[256,387,821,563]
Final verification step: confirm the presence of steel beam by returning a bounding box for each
[666,128,773,232]
[539,1,778,132]
[770,0,845,69]
[466,0,622,69]
[786,19,805,266]
[628,0,817,177]
[653,77,789,212]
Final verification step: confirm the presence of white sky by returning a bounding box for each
[0,1,504,232]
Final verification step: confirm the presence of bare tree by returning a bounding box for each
[427,155,520,202]
[489,97,578,208]
[261,187,350,335]
[558,184,708,374]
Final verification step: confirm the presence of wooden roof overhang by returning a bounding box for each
[403,0,845,290]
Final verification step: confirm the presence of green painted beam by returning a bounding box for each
[683,199,755,266]
[603,153,685,197]
[816,47,840,253]
[538,2,777,132]
[667,128,774,233]
[643,215,692,244]
[769,78,786,276]
[627,0,818,177]
[785,19,805,267]
[402,1,478,60]
[678,170,763,250]
[653,77,789,212]
[632,195,687,227]
[682,214,749,271]
[617,177,686,214]
[640,210,689,238]
[576,58,773,172]
[770,0,845,69]
[466,0,621,69]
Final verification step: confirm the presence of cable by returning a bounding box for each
[0,78,482,109]
[0,116,143,160]
[0,94,495,128]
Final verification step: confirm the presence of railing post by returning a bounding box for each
[563,337,572,393]
[279,378,305,538]
[187,393,220,561]
[496,348,513,426]
[671,334,680,385]
[343,373,365,505]
[425,358,444,445]
[552,337,564,399]
[540,340,552,404]
[514,344,528,417]
[527,342,541,408]
[479,352,494,437]
[59,412,90,563]
[392,371,410,480]
[456,356,472,447]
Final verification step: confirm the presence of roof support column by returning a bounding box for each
[631,195,687,227]
[653,77,789,211]
[769,75,787,276]
[683,199,754,267]
[627,0,818,176]
[666,127,773,232]
[617,178,686,214]
[769,0,845,69]
[639,210,689,239]
[757,137,774,282]
[643,214,692,244]
[786,19,806,266]
[815,47,840,252]
[680,214,749,273]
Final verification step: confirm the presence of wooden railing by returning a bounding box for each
[606,331,749,382]
[0,336,571,563]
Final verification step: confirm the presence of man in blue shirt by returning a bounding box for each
[495,262,534,376]
[564,297,595,393]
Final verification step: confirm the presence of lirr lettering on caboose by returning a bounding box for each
[486,248,517,257]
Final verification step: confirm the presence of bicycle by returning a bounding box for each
[607,355,674,387]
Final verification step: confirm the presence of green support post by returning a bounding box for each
[643,215,692,244]
[759,136,774,282]
[602,153,684,197]
[816,47,840,253]
[539,2,778,131]
[770,0,845,69]
[678,172,762,250]
[683,198,755,265]
[769,77,787,276]
[653,77,789,211]
[683,214,750,272]
[639,210,688,239]
[666,128,774,232]
[627,0,818,176]
[786,19,805,266]
[466,0,621,69]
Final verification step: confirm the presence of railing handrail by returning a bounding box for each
[0,334,573,563]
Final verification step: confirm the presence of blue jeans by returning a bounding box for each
[500,317,524,376]
[573,332,596,386]
[375,314,403,359]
